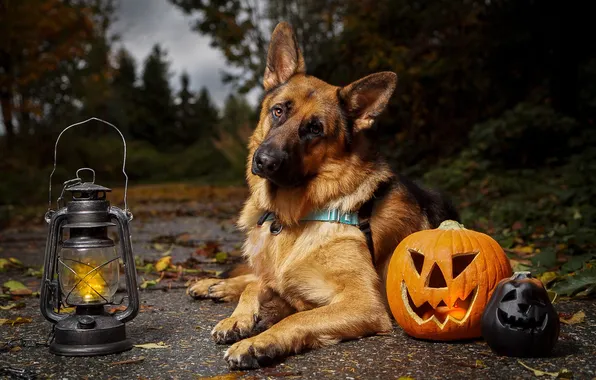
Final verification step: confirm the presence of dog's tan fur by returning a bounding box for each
[188,22,450,369]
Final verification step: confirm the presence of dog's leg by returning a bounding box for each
[224,291,391,369]
[211,281,263,344]
[187,274,257,303]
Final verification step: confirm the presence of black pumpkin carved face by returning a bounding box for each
[481,272,559,357]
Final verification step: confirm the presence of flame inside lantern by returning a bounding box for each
[59,247,119,305]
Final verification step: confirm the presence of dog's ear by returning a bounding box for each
[339,72,397,131]
[263,22,305,91]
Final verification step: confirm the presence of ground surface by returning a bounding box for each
[1,194,595,380]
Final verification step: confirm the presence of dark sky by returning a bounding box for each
[112,0,259,107]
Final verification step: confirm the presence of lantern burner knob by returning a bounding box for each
[77,316,96,329]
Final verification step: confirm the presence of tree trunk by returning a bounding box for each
[1,88,15,143]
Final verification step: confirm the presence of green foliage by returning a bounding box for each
[213,95,256,176]
[424,103,596,295]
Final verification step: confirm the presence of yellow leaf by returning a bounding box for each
[518,361,572,378]
[0,258,10,270]
[537,271,558,286]
[0,317,33,326]
[54,307,76,314]
[8,258,23,266]
[215,252,228,264]
[155,256,172,272]
[0,302,26,310]
[560,310,585,325]
[515,245,535,254]
[134,342,170,349]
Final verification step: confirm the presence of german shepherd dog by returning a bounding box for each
[188,22,458,369]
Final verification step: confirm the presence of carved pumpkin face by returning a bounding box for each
[481,272,559,357]
[387,220,512,341]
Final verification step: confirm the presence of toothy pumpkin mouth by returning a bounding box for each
[401,281,478,328]
[497,308,548,331]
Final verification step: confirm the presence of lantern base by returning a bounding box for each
[49,311,133,356]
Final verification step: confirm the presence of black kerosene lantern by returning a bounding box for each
[40,118,139,356]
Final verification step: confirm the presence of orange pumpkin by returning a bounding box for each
[386,220,512,341]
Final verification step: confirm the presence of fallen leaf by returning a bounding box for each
[2,280,33,296]
[0,302,26,310]
[151,243,170,253]
[134,342,170,349]
[54,307,76,314]
[518,360,572,378]
[8,258,23,267]
[514,245,535,255]
[511,221,523,231]
[107,305,127,313]
[537,271,559,286]
[475,359,486,369]
[25,267,43,278]
[155,256,172,272]
[140,278,160,289]
[509,258,532,272]
[0,258,11,270]
[215,252,228,264]
[110,357,145,365]
[560,310,585,325]
[197,374,246,380]
[550,265,596,296]
[0,317,33,326]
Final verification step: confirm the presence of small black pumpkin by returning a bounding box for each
[481,271,559,357]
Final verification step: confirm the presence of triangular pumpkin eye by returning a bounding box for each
[408,249,424,275]
[452,252,478,279]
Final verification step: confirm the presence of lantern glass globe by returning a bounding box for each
[59,246,120,306]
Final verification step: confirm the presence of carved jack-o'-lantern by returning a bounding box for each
[481,272,559,357]
[386,220,512,341]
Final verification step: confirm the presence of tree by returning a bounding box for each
[169,0,345,93]
[0,0,97,142]
[134,44,175,148]
[111,48,138,137]
[175,71,194,143]
[170,0,266,93]
[192,87,219,140]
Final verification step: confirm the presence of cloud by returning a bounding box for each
[111,0,260,108]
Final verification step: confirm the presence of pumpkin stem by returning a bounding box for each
[438,220,466,230]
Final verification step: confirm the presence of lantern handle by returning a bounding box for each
[48,117,130,215]
[75,167,96,184]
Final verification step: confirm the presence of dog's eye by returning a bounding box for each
[308,120,323,135]
[272,106,284,119]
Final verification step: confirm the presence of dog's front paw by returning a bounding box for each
[212,315,256,344]
[188,279,239,302]
[187,278,222,299]
[224,336,282,370]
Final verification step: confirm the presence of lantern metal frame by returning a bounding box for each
[40,118,139,356]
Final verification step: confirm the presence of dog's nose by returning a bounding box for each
[253,149,283,176]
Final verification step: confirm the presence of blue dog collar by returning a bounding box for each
[260,209,360,227]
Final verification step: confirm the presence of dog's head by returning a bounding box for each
[248,22,397,189]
